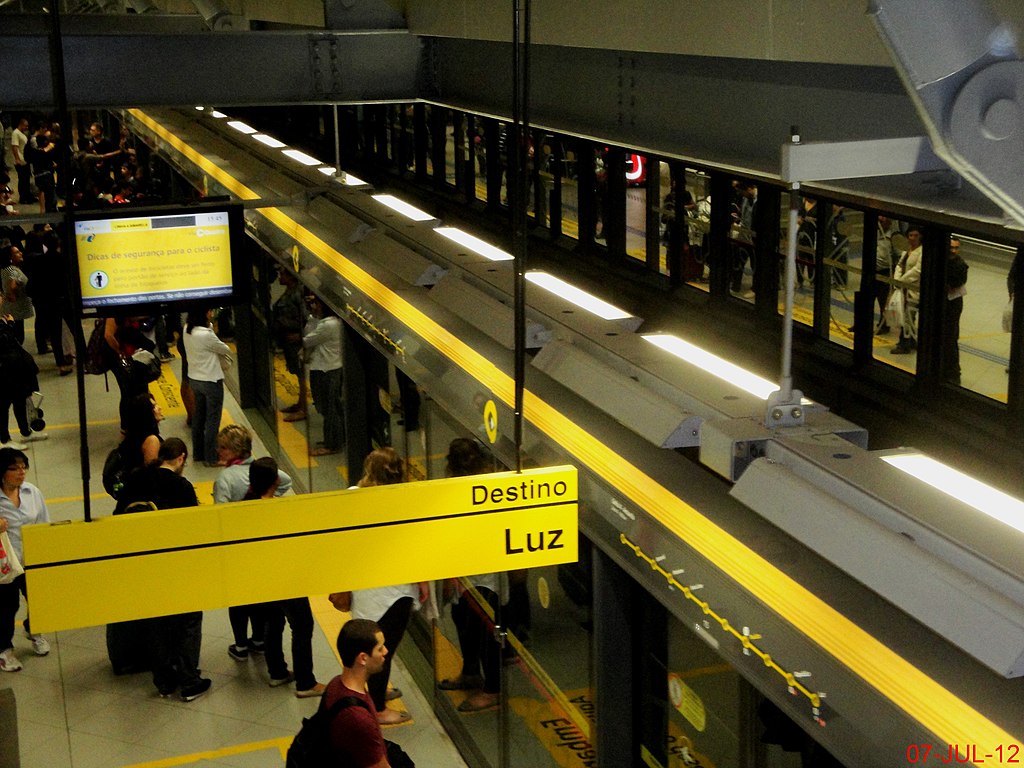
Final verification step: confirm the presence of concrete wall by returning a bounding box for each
[402,0,1024,68]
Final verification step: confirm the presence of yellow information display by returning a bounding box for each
[76,209,234,310]
[23,466,578,633]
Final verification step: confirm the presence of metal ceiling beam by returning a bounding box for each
[0,28,422,108]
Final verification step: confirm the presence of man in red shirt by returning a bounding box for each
[325,619,392,767]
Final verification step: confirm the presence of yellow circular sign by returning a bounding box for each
[483,399,498,444]
[537,576,551,609]
[291,244,301,273]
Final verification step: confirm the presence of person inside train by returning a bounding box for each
[943,237,968,385]
[890,226,923,355]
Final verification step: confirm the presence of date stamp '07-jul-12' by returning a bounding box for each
[906,744,1023,764]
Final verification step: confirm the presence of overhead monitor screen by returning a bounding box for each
[75,207,241,314]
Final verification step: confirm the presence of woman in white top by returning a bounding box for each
[181,308,231,465]
[0,447,50,672]
[302,296,344,456]
[330,448,428,725]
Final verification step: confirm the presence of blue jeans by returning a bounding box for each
[189,378,223,462]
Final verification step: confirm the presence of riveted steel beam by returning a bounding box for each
[0,28,422,108]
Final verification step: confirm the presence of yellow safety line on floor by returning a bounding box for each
[132,107,1019,754]
[45,418,121,431]
[123,737,291,768]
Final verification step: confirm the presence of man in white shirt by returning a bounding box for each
[10,119,30,206]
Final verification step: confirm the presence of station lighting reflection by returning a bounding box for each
[282,149,323,167]
[642,334,779,399]
[253,134,286,149]
[372,194,434,222]
[227,120,257,134]
[434,227,513,261]
[881,453,1024,534]
[525,271,631,319]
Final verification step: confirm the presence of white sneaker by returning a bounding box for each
[28,634,50,656]
[23,433,48,443]
[0,648,23,672]
[1,440,27,450]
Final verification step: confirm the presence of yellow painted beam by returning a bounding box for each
[24,466,578,632]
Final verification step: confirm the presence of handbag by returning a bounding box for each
[883,289,904,330]
[0,530,24,585]
[1003,298,1014,333]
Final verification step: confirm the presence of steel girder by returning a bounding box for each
[0,27,422,108]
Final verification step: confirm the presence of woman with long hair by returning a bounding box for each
[119,392,163,474]
[181,308,231,466]
[331,447,428,724]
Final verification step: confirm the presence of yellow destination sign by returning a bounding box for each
[24,466,578,632]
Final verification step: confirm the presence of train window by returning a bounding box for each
[533,133,558,230]
[624,152,650,267]
[824,206,863,349]
[662,613,744,766]
[944,234,1014,402]
[728,178,758,304]
[778,191,814,326]
[444,108,457,187]
[560,138,582,243]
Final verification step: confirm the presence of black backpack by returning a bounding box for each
[286,695,415,768]
[286,695,367,768]
[102,446,127,499]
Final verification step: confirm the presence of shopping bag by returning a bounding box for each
[0,531,24,585]
[883,289,904,330]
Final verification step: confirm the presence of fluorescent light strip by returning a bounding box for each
[211,110,227,119]
[282,149,322,166]
[526,271,631,319]
[340,172,366,186]
[227,120,257,135]
[372,194,434,222]
[318,166,337,176]
[253,134,286,149]
[435,226,513,262]
[881,453,1024,534]
[642,334,779,399]
[194,105,205,111]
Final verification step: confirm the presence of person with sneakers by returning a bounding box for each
[213,425,292,662]
[0,447,50,671]
[245,458,325,699]
[0,314,46,450]
[114,438,211,701]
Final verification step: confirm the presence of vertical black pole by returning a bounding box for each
[47,3,91,522]
[511,1,530,474]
